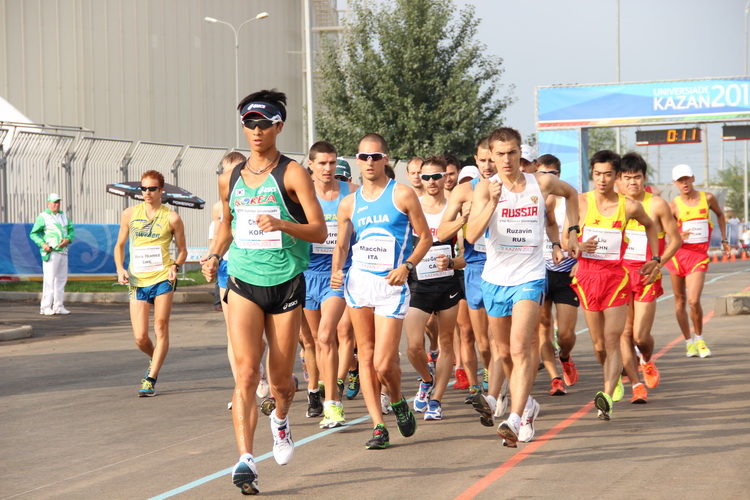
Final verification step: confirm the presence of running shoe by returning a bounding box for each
[641,359,660,389]
[260,397,276,417]
[232,456,259,495]
[594,391,613,421]
[292,374,299,392]
[144,359,152,379]
[454,368,470,390]
[391,396,418,437]
[696,339,712,358]
[482,368,489,392]
[365,424,390,450]
[380,393,392,415]
[427,350,439,375]
[300,352,308,381]
[337,378,345,399]
[518,398,541,443]
[256,363,270,399]
[138,378,155,397]
[346,371,360,400]
[497,419,520,448]
[464,384,481,404]
[549,377,567,396]
[613,376,624,402]
[414,378,433,413]
[560,356,579,386]
[227,401,232,410]
[54,307,71,315]
[270,411,294,465]
[495,379,509,419]
[472,392,496,427]
[306,391,323,418]
[319,404,346,429]
[424,399,442,420]
[686,342,698,358]
[631,384,648,404]
[40,308,54,316]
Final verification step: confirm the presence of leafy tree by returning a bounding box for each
[316,0,514,159]
[713,163,747,216]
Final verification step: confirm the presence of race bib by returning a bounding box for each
[582,226,623,261]
[494,219,541,254]
[352,235,396,272]
[312,220,338,254]
[682,219,709,244]
[416,245,454,280]
[474,233,487,253]
[132,245,163,274]
[623,229,647,261]
[235,206,282,249]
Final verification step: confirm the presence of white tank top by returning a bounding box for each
[482,172,546,286]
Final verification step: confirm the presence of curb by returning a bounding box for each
[0,325,33,341]
[714,295,750,316]
[0,290,214,304]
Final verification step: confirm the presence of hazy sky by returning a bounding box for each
[453,0,748,184]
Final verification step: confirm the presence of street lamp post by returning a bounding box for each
[205,12,269,149]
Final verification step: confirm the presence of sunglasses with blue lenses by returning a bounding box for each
[355,152,387,162]
[242,119,277,130]
[140,186,161,192]
[420,172,446,181]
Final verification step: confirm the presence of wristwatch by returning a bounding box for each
[208,253,221,262]
[651,256,661,263]
[552,241,562,248]
[567,225,580,234]
[448,258,455,269]
[404,261,415,272]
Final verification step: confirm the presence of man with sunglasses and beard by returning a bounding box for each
[331,133,432,449]
[202,89,327,495]
[114,170,187,398]
[404,155,464,422]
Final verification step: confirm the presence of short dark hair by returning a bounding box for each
[142,170,165,188]
[443,153,460,169]
[384,164,395,179]
[589,150,621,171]
[488,127,522,150]
[358,133,388,154]
[619,152,647,176]
[537,154,561,170]
[222,152,246,168]
[237,89,287,121]
[423,155,448,171]
[476,136,490,151]
[308,141,337,161]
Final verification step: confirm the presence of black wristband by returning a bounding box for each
[208,253,221,263]
[651,256,661,263]
[552,241,562,248]
[567,225,580,234]
[721,239,729,243]
[172,263,180,270]
[448,258,455,269]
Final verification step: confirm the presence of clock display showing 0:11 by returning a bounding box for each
[635,127,702,146]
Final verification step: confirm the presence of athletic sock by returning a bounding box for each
[632,382,644,390]
[508,412,521,429]
[525,395,534,411]
[146,376,156,383]
[695,335,704,341]
[323,400,335,409]
[559,355,569,363]
[239,452,253,463]
[308,388,319,394]
[685,339,693,346]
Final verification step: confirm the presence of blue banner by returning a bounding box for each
[0,223,121,276]
[538,129,586,192]
[538,78,750,128]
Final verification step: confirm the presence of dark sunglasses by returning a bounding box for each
[356,152,387,162]
[539,170,560,175]
[334,175,350,181]
[140,186,161,192]
[242,119,276,130]
[421,172,446,181]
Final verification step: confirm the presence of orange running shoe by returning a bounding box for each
[630,384,648,404]
[560,356,579,386]
[549,377,567,396]
[641,359,660,389]
[454,367,470,390]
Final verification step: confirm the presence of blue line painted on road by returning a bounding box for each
[149,413,375,499]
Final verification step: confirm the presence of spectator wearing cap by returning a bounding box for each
[458,165,479,184]
[520,144,538,173]
[335,158,352,181]
[29,193,74,315]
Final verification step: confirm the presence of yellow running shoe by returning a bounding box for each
[612,376,624,402]
[696,339,711,358]
[686,342,699,358]
[594,391,613,420]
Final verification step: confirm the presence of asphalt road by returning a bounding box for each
[1,261,749,499]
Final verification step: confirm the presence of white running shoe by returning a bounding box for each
[518,398,541,443]
[380,393,392,415]
[256,363,270,399]
[270,410,294,465]
[40,309,54,316]
[54,307,71,315]
[232,455,259,495]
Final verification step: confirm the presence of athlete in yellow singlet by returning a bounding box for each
[114,170,187,397]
